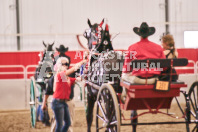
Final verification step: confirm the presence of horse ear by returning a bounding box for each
[99,18,104,27]
[51,41,55,46]
[87,19,92,28]
[105,24,109,31]
[43,41,46,47]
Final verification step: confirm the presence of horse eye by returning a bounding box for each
[84,30,91,38]
[83,32,87,38]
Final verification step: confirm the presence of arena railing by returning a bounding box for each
[175,60,196,74]
[0,60,196,109]
[0,60,196,80]
[25,63,75,80]
[25,65,38,80]
[0,65,25,78]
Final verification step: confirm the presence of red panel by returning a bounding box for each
[127,88,180,98]
[54,50,84,63]
[0,52,40,66]
[0,52,39,79]
[122,97,173,110]
[0,51,83,79]
[177,49,198,74]
[0,49,197,79]
[120,81,187,110]
[177,49,198,62]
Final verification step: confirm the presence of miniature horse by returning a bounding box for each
[34,41,54,126]
[84,19,124,132]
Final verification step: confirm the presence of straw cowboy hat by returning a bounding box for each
[56,45,69,53]
[133,22,155,38]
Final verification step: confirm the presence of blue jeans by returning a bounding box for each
[51,99,71,132]
[36,105,43,121]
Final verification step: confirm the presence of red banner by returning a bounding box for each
[0,49,197,79]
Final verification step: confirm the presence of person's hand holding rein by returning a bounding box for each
[64,59,87,76]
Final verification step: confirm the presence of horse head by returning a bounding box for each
[42,41,55,61]
[83,19,104,50]
[35,41,55,82]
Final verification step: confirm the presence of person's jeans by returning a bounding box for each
[51,100,75,132]
[36,105,43,121]
[36,98,50,125]
[51,99,71,132]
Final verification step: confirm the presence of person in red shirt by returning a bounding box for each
[122,22,166,84]
[121,22,166,132]
[42,57,86,132]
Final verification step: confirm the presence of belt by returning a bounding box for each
[54,98,71,102]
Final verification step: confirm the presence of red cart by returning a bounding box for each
[93,58,198,132]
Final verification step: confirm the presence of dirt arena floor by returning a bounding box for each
[0,103,196,132]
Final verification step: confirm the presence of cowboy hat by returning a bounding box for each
[133,22,155,38]
[56,45,69,53]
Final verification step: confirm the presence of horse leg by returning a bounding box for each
[131,110,138,132]
[86,94,96,132]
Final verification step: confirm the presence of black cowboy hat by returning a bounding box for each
[133,22,155,38]
[56,45,69,53]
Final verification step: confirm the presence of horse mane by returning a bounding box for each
[95,24,114,53]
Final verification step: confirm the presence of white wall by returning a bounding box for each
[169,0,198,48]
[0,0,198,51]
[0,0,17,51]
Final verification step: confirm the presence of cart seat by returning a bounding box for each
[119,58,188,111]
[120,81,187,110]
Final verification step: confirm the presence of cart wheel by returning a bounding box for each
[30,78,36,128]
[96,83,120,132]
[188,81,198,131]
[175,91,191,132]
